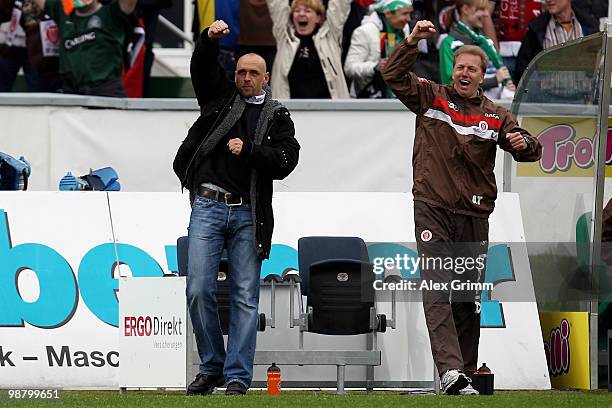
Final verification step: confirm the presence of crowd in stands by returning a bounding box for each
[0,0,606,98]
[0,0,169,96]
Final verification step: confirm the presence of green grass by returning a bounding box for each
[1,390,611,408]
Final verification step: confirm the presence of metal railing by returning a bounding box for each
[158,15,194,46]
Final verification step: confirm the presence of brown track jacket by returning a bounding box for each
[383,42,542,218]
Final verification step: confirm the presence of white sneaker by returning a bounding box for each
[440,369,469,395]
[459,384,479,395]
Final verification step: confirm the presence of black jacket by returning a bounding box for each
[515,7,598,84]
[173,30,300,259]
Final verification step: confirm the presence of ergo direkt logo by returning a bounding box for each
[123,315,183,337]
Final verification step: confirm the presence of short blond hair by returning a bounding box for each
[290,0,325,16]
[456,0,488,12]
[453,45,489,73]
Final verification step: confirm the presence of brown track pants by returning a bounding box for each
[414,200,489,375]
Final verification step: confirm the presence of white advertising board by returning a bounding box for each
[0,192,118,387]
[118,277,187,388]
[0,191,549,389]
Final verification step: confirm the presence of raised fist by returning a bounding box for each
[208,20,230,39]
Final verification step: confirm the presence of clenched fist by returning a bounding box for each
[506,132,528,151]
[208,20,230,39]
[228,138,243,155]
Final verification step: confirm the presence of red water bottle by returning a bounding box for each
[267,363,281,395]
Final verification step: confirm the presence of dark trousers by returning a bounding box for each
[414,200,489,375]
[0,47,39,92]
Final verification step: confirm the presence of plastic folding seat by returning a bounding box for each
[293,236,386,335]
[265,236,395,393]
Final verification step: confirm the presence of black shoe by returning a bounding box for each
[225,381,247,396]
[186,373,225,395]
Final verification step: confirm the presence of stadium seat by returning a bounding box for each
[266,236,392,393]
[295,236,386,335]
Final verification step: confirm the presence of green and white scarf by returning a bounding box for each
[455,18,508,84]
[455,20,503,68]
[369,0,412,13]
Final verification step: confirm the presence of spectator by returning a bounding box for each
[0,0,39,91]
[491,0,542,79]
[192,0,239,81]
[33,0,137,97]
[573,0,607,26]
[121,12,145,97]
[437,0,496,44]
[439,0,515,99]
[481,0,497,49]
[344,0,412,98]
[22,0,61,92]
[406,0,452,82]
[340,0,373,64]
[192,0,212,40]
[215,0,239,80]
[515,0,598,84]
[136,0,172,97]
[267,0,351,99]
[238,0,276,77]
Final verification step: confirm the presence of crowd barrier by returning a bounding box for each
[0,94,509,194]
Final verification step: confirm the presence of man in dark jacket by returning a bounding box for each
[383,20,541,395]
[515,0,598,84]
[173,19,300,396]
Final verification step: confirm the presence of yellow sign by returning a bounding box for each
[517,117,612,177]
[539,312,590,389]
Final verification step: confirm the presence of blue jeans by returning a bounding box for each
[186,195,262,388]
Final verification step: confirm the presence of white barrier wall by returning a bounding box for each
[0,191,550,390]
[0,96,506,194]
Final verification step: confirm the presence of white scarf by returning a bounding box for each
[244,91,266,105]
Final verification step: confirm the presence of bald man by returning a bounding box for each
[173,20,300,396]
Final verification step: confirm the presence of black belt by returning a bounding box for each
[197,186,249,207]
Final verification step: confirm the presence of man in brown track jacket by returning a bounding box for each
[383,20,542,395]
